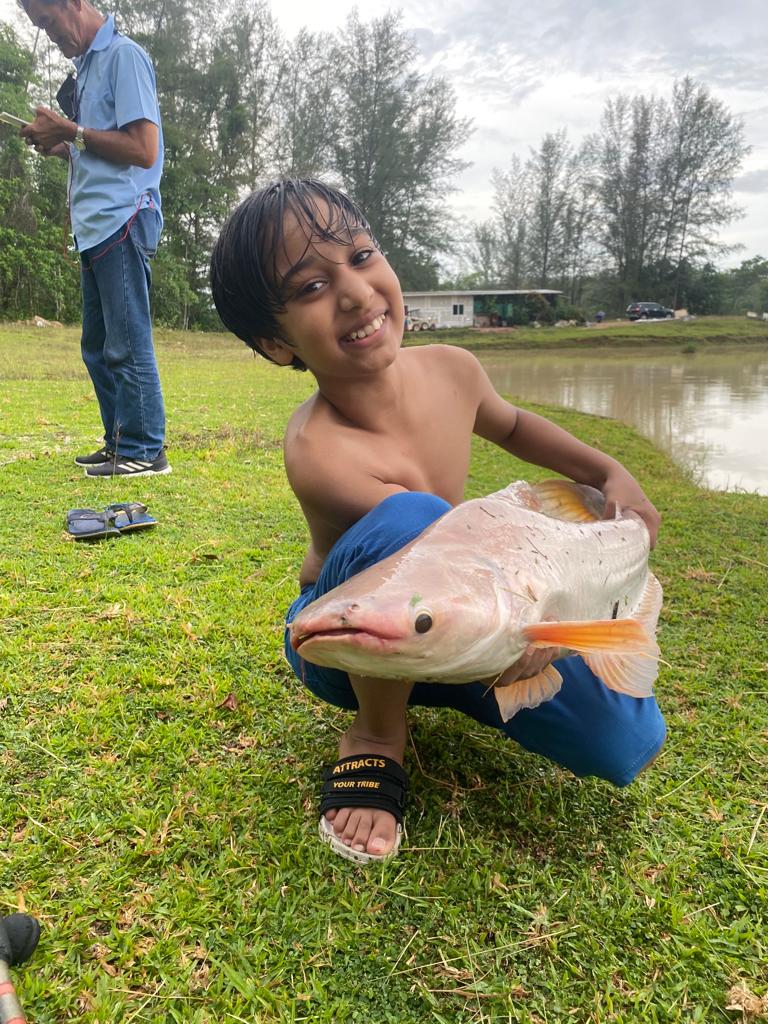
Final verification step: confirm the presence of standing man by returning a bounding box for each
[20,0,170,477]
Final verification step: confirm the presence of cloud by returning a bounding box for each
[4,0,766,256]
[408,26,452,60]
[657,45,768,92]
[407,0,767,91]
[733,169,768,194]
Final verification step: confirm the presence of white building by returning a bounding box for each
[402,289,563,329]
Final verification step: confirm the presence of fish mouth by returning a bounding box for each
[292,625,399,652]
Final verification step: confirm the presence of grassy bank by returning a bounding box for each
[0,324,766,1023]
[406,315,768,351]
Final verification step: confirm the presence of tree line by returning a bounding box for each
[0,3,761,326]
[451,78,755,316]
[1,3,468,325]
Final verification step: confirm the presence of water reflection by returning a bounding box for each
[476,346,768,495]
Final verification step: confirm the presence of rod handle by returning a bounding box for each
[0,960,26,1024]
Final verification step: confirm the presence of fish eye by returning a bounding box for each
[414,612,433,634]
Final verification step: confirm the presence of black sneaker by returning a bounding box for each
[85,450,172,478]
[74,445,115,466]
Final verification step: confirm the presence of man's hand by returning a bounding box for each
[36,142,71,160]
[20,108,158,168]
[46,143,71,160]
[20,106,75,153]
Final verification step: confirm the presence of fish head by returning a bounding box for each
[290,549,516,682]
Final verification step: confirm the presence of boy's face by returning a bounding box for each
[262,205,404,379]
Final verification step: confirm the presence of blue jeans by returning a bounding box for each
[79,208,165,460]
[286,492,667,787]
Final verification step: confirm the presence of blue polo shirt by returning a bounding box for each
[69,15,163,251]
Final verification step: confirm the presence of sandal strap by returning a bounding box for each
[104,501,147,523]
[319,755,408,824]
[67,509,118,526]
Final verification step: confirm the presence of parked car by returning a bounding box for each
[626,301,674,321]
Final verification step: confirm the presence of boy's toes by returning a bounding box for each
[333,808,398,855]
[346,810,375,851]
[338,808,367,846]
[326,806,349,832]
[367,818,397,856]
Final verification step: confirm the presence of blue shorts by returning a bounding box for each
[285,493,666,787]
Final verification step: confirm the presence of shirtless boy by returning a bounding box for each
[210,179,666,865]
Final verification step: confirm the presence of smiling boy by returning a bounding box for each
[210,179,666,864]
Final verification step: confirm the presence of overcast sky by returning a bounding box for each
[2,0,766,265]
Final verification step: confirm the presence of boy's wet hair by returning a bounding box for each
[210,178,380,370]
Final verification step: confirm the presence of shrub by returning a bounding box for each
[526,292,555,324]
[554,302,587,323]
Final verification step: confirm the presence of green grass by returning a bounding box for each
[407,315,768,351]
[1,323,766,1023]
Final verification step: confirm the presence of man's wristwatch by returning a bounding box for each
[73,125,86,151]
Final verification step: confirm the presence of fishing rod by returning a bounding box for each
[0,915,41,1024]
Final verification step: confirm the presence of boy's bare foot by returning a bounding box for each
[323,717,407,857]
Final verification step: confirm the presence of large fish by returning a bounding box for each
[290,479,663,720]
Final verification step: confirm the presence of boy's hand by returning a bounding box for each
[601,469,661,548]
[491,646,560,687]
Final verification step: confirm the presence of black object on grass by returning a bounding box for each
[0,914,41,1024]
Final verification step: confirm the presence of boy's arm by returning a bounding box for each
[467,354,661,546]
[294,465,407,535]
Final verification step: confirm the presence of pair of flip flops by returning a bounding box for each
[66,501,156,541]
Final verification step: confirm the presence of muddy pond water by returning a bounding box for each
[476,345,768,496]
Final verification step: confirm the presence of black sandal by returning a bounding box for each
[66,508,121,540]
[104,502,156,532]
[318,754,408,864]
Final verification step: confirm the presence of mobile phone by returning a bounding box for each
[0,112,31,128]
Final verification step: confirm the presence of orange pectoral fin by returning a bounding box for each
[523,617,649,652]
[523,616,660,698]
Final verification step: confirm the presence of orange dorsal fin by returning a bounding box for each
[531,479,605,523]
[493,664,564,722]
